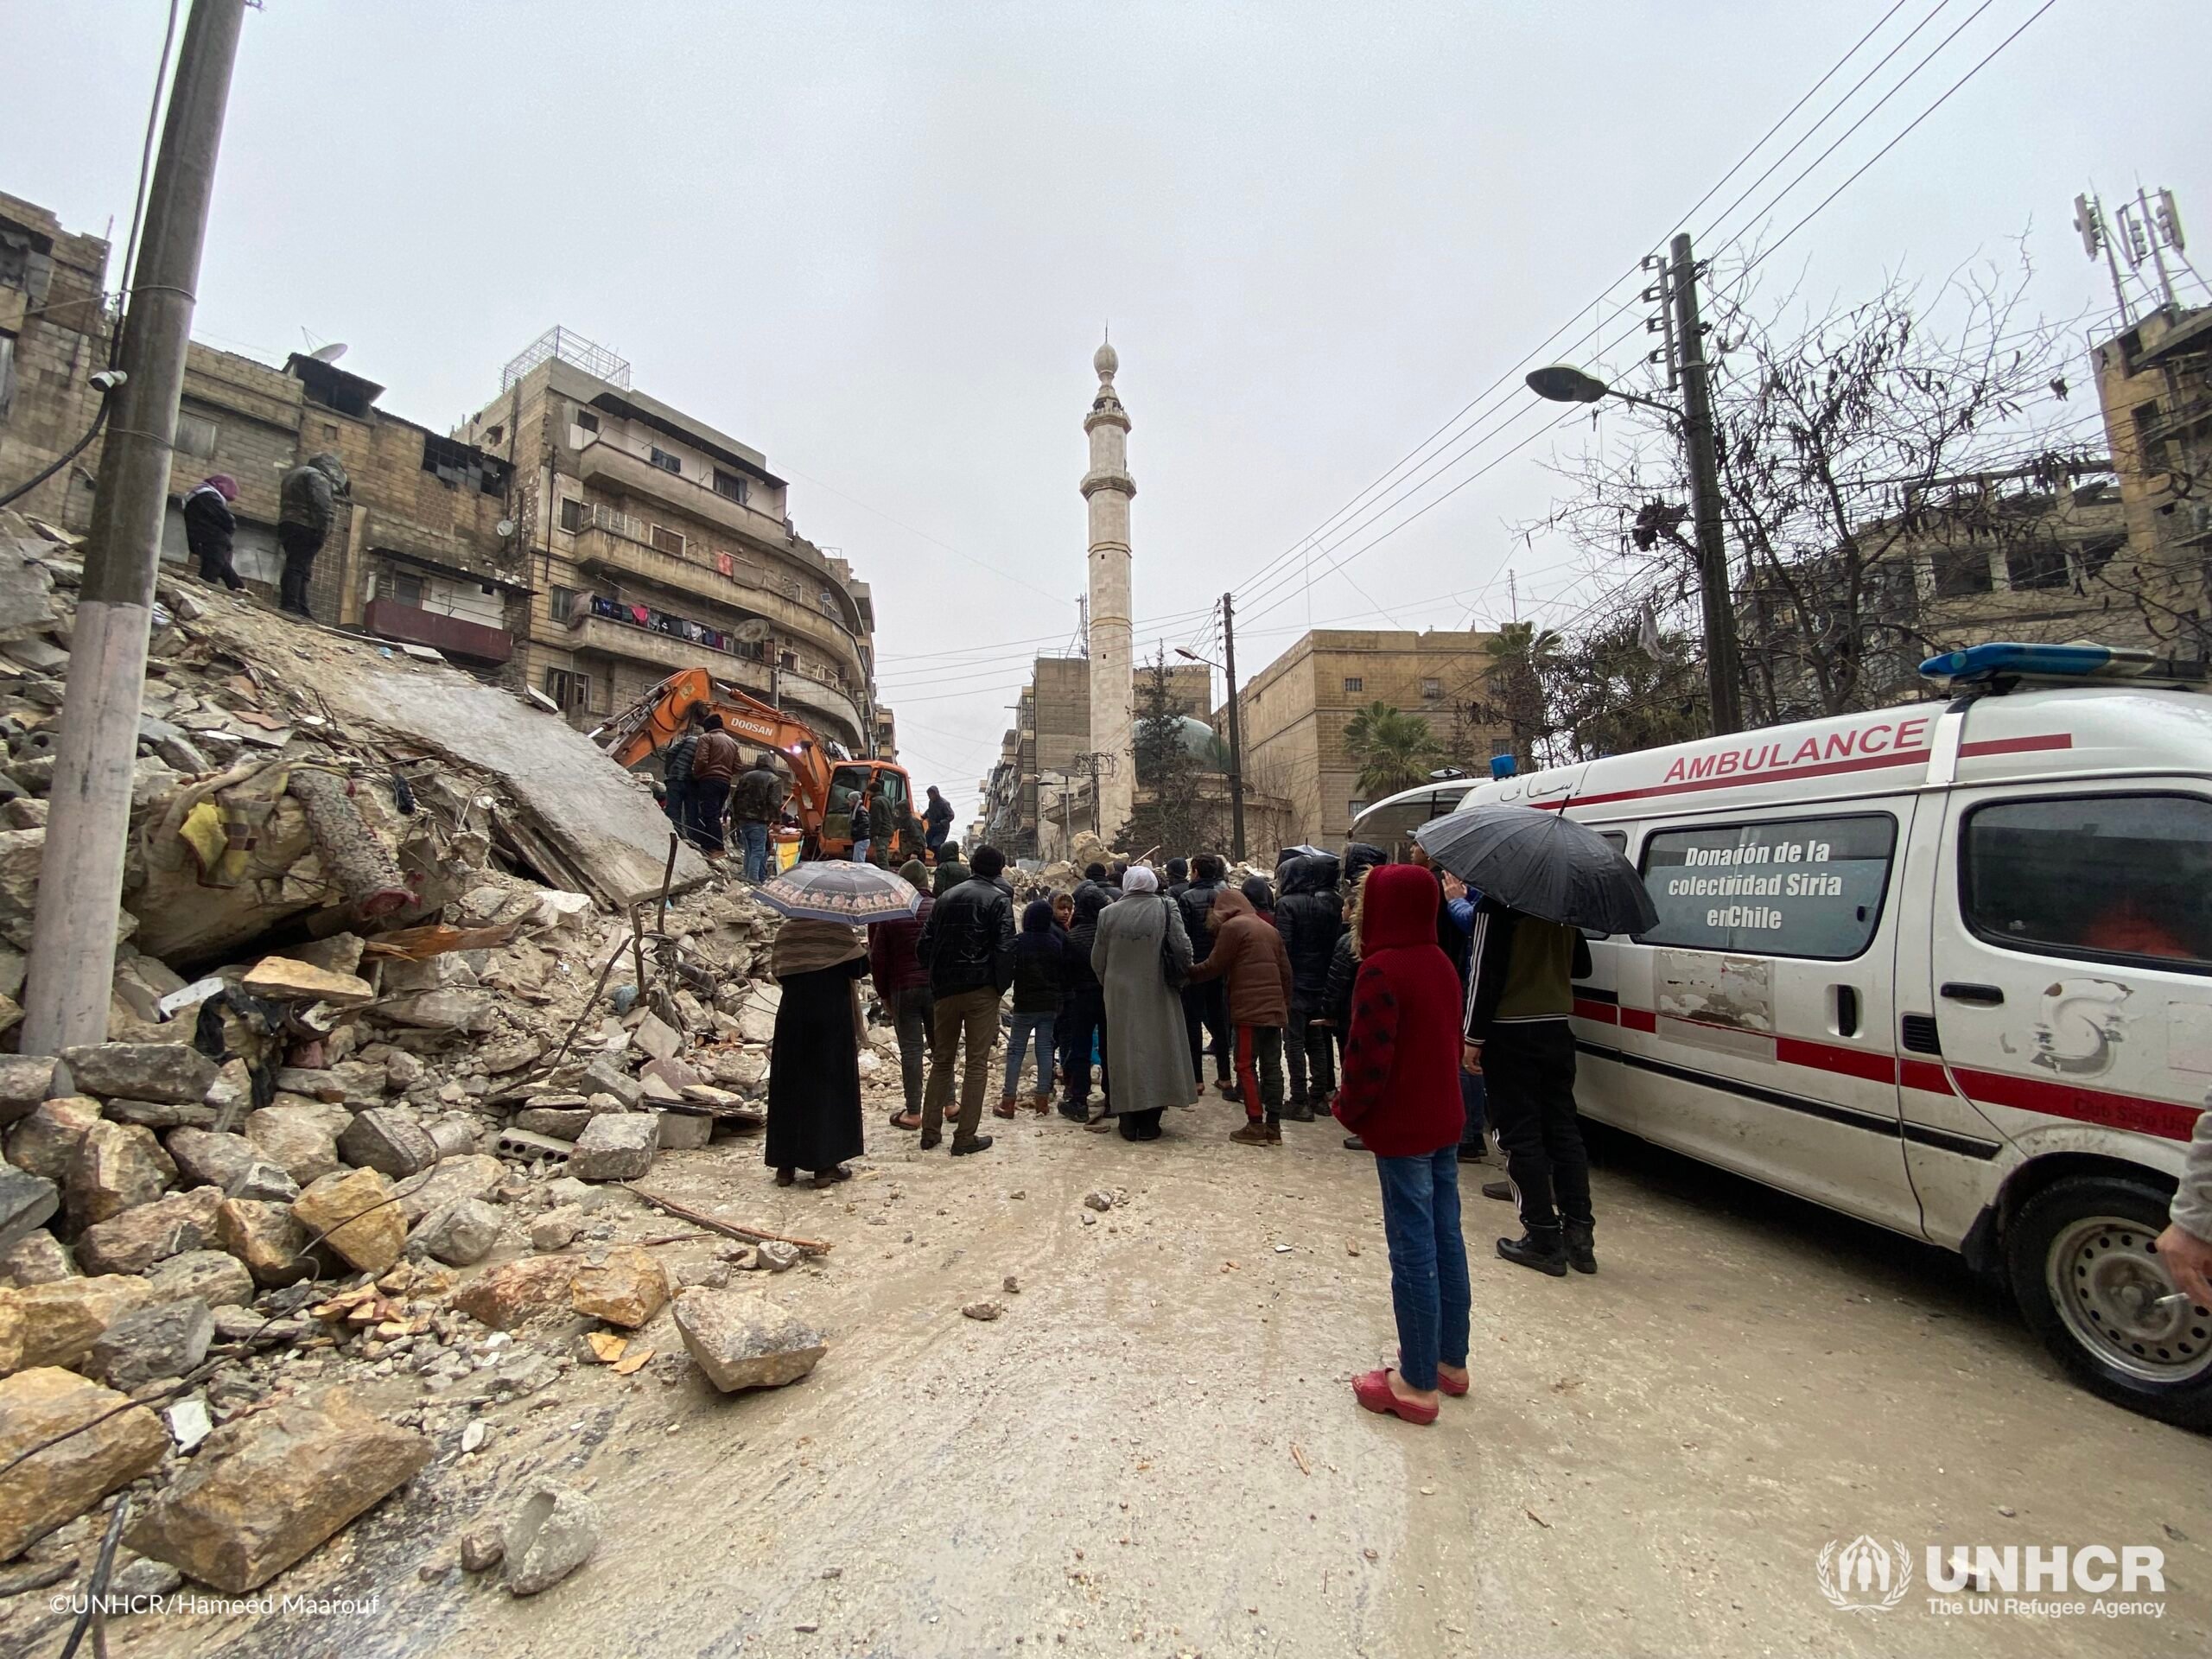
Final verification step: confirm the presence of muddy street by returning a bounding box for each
[67,1091,2212,1659]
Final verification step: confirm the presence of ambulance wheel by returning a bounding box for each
[2005,1174,2212,1429]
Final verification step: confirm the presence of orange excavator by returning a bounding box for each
[596,667,919,864]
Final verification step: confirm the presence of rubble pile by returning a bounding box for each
[0,517,837,1618]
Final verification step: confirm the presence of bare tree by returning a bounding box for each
[1535,247,2097,722]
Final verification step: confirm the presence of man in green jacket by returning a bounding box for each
[276,452,348,620]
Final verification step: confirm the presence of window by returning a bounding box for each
[173,412,219,459]
[1491,737,1515,758]
[558,497,585,533]
[2077,534,2125,582]
[543,667,591,713]
[2004,539,2069,592]
[1343,677,1364,694]
[0,334,17,422]
[1637,813,1897,960]
[1961,793,2212,972]
[1421,677,1443,699]
[713,467,747,503]
[387,569,426,607]
[1932,543,1993,598]
[575,408,600,433]
[321,423,340,440]
[550,584,580,622]
[481,424,504,447]
[649,447,682,475]
[649,524,685,557]
[420,433,512,498]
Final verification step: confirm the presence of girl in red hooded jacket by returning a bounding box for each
[1332,862,1471,1425]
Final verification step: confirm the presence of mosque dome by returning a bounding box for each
[1093,340,1119,380]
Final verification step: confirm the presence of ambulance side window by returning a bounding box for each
[1960,792,2212,973]
[1635,813,1897,960]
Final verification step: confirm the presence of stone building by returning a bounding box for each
[458,328,882,755]
[1236,628,1507,847]
[2091,300,2212,645]
[0,190,111,531]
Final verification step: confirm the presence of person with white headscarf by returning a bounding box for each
[1090,864,1198,1140]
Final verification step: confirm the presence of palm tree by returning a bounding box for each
[1484,620,1560,763]
[1343,700,1443,798]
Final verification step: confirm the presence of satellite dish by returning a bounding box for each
[308,341,349,364]
[496,518,517,539]
[730,619,773,645]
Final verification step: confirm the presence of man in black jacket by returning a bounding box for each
[181,475,243,590]
[1274,853,1344,1120]
[1178,854,1232,1095]
[918,843,1016,1155]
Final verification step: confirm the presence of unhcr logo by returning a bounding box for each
[1815,1535,1913,1613]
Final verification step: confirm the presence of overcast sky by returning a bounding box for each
[9,2,2209,818]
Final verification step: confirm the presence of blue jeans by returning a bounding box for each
[738,820,770,883]
[851,839,871,864]
[1004,1012,1055,1099]
[1375,1145,1471,1392]
[926,823,950,857]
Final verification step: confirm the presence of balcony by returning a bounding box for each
[364,597,512,664]
[779,670,867,749]
[569,522,864,678]
[567,612,776,693]
[576,439,811,560]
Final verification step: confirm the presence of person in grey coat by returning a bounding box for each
[2159,1103,2212,1309]
[276,451,348,619]
[1090,865,1198,1141]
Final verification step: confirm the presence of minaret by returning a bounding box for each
[1083,338,1136,839]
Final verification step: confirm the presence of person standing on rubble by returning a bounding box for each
[661,723,702,842]
[1185,884,1295,1143]
[871,859,936,1134]
[917,843,1016,1156]
[689,715,741,863]
[1091,865,1198,1141]
[181,474,244,591]
[731,753,783,882]
[1276,852,1344,1119]
[766,918,869,1188]
[276,452,348,620]
[862,779,895,868]
[924,785,957,861]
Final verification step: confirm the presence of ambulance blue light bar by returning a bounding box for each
[1919,642,2209,689]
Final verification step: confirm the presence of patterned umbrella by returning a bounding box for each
[752,860,924,923]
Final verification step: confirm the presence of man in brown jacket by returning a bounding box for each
[689,715,742,861]
[1187,885,1296,1146]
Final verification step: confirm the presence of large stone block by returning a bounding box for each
[408,1198,502,1267]
[0,1367,168,1559]
[567,1113,657,1183]
[213,1198,316,1287]
[0,1229,73,1288]
[73,1185,222,1275]
[290,1168,405,1274]
[58,1042,219,1105]
[653,1109,713,1151]
[146,1248,254,1308]
[671,1288,825,1393]
[0,1054,56,1125]
[0,1274,155,1374]
[65,1120,175,1227]
[4,1096,100,1182]
[87,1296,214,1390]
[0,1160,60,1252]
[242,1105,340,1185]
[449,1255,577,1331]
[126,1389,432,1593]
[397,1153,502,1224]
[162,1126,258,1191]
[241,956,375,1007]
[570,1247,668,1329]
[580,1058,643,1111]
[336,1107,437,1179]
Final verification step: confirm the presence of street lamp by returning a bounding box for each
[1525,358,1744,734]
[1174,647,1246,860]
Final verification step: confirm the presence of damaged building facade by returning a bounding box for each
[459,328,887,757]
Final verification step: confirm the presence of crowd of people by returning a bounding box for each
[760,825,1605,1428]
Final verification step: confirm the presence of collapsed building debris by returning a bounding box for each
[0,516,844,1627]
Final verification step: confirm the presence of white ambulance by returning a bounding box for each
[1455,643,2212,1427]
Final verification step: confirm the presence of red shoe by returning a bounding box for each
[1401,1353,1470,1397]
[1351,1368,1439,1426]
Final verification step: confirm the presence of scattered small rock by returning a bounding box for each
[963,1301,1004,1322]
[1083,1191,1114,1213]
[502,1479,601,1595]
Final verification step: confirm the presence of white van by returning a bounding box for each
[1349,776,1482,859]
[1455,644,2212,1427]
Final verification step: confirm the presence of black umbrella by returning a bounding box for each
[1414,805,1657,935]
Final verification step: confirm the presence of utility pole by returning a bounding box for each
[23,0,248,1056]
[1669,231,1745,735]
[1219,591,1247,862]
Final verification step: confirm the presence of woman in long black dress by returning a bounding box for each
[766,919,868,1189]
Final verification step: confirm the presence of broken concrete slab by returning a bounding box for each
[127,1389,433,1593]
[242,955,376,1007]
[568,1113,658,1182]
[528,1205,584,1253]
[57,1041,219,1105]
[0,1366,168,1560]
[291,1167,406,1274]
[0,1274,156,1374]
[671,1287,826,1393]
[513,1107,591,1140]
[632,1012,682,1064]
[86,1296,214,1390]
[580,1058,643,1111]
[497,1126,572,1164]
[653,1109,713,1151]
[372,988,497,1032]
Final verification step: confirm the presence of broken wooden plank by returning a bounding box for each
[624,1185,831,1255]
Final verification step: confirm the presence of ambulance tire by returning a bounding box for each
[2005,1174,2212,1430]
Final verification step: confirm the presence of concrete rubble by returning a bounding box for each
[0,520,861,1619]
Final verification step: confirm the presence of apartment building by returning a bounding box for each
[461,328,882,755]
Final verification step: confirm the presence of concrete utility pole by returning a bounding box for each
[1219,591,1247,862]
[23,0,248,1056]
[1669,231,1745,735]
